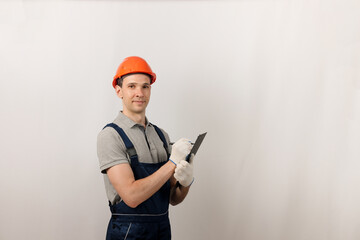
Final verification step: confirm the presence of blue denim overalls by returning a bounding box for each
[104,123,171,240]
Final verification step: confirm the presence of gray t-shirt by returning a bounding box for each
[97,111,171,205]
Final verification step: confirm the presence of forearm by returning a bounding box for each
[108,161,175,208]
[129,161,175,206]
[169,176,190,205]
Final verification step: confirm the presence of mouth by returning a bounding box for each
[133,100,146,104]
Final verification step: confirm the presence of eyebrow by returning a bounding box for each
[126,82,150,86]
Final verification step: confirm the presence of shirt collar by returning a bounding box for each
[116,111,151,129]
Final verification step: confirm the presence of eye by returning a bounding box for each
[128,85,135,88]
[143,85,150,89]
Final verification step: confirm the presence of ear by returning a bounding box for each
[115,85,123,99]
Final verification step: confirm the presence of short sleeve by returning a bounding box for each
[97,127,129,174]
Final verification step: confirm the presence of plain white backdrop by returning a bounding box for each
[1,0,360,239]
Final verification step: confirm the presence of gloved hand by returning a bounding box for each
[174,154,194,187]
[169,138,192,165]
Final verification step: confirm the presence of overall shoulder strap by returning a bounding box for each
[103,123,138,163]
[152,124,170,158]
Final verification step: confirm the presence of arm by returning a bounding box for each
[107,161,176,208]
[169,153,195,205]
[169,175,190,206]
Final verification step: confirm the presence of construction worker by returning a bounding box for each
[97,56,194,240]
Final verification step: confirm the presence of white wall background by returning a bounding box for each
[1,0,360,239]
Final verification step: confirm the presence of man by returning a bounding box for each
[97,56,194,240]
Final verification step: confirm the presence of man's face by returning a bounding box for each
[116,73,151,115]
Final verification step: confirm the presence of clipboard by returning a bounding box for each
[186,132,207,162]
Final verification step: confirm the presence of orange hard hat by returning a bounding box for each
[112,56,157,88]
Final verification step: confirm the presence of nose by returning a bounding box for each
[135,87,144,97]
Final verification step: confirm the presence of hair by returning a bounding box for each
[117,77,124,88]
[117,73,152,87]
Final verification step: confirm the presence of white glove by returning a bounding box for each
[169,138,192,165]
[174,154,194,187]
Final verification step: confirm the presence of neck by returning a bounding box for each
[122,109,146,127]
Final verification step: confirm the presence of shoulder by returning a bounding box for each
[97,125,119,142]
[97,125,126,150]
[97,124,129,173]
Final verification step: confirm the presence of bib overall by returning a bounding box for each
[104,123,171,240]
